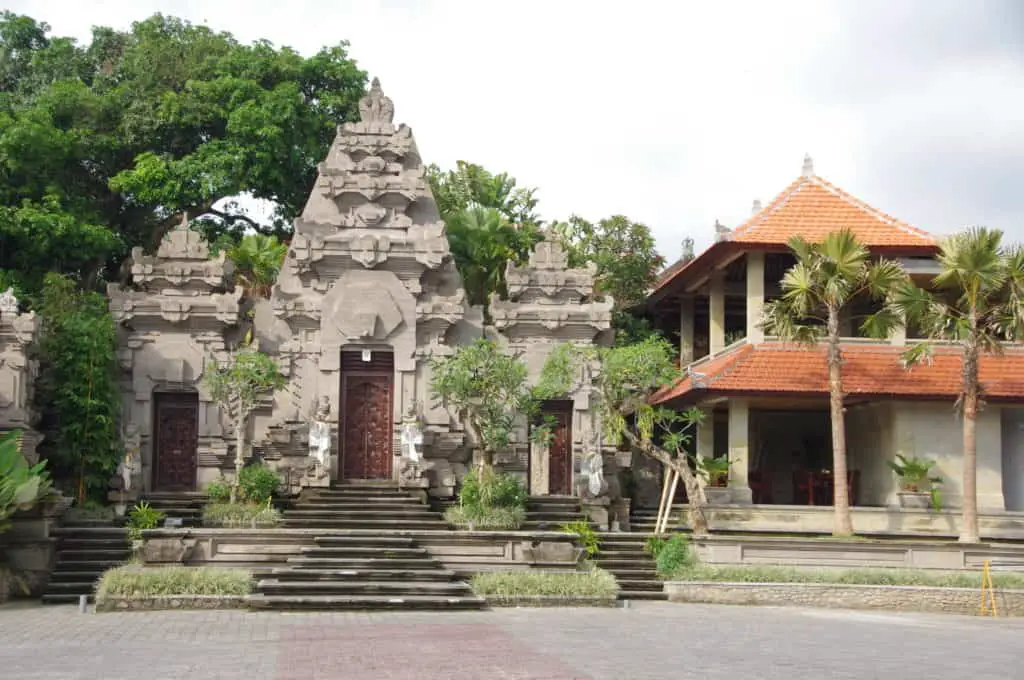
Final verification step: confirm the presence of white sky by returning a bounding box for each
[10,0,1024,259]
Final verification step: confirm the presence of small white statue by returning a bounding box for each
[119,425,142,493]
[0,288,17,315]
[585,450,605,497]
[308,396,332,471]
[400,404,424,462]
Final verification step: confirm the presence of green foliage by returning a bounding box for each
[668,564,1024,589]
[95,565,254,598]
[63,500,115,523]
[0,430,52,532]
[551,214,666,341]
[204,350,287,423]
[201,502,281,528]
[886,454,943,492]
[697,456,731,487]
[443,504,525,530]
[204,479,231,504]
[430,339,538,465]
[237,463,280,504]
[470,568,619,600]
[218,233,287,299]
[0,12,367,293]
[645,534,696,579]
[126,501,166,541]
[560,520,600,557]
[426,161,543,307]
[34,273,121,504]
[458,466,528,511]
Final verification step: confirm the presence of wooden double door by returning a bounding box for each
[536,401,573,496]
[154,392,199,491]
[340,351,394,480]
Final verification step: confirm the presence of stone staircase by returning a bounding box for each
[523,496,593,530]
[629,505,689,535]
[140,491,209,527]
[593,533,667,601]
[252,482,484,610]
[41,525,130,605]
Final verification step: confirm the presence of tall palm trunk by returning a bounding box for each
[960,341,981,543]
[827,306,854,537]
[231,421,245,505]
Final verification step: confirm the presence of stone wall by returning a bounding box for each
[665,581,1024,616]
[0,288,42,461]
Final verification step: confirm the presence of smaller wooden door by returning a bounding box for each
[545,406,573,495]
[341,373,393,480]
[154,392,199,491]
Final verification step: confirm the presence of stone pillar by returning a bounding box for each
[745,252,765,344]
[709,271,726,355]
[889,323,907,346]
[727,399,752,504]
[696,414,714,490]
[679,297,695,364]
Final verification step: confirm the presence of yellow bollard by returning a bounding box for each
[979,559,998,617]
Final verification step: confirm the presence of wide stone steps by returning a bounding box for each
[263,568,458,582]
[280,518,446,530]
[42,524,130,605]
[257,579,472,596]
[296,546,429,559]
[593,533,667,602]
[248,594,486,611]
[287,557,445,570]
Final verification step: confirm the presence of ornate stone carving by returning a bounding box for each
[0,288,17,315]
[358,77,395,124]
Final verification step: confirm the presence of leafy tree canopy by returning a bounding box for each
[0,11,367,299]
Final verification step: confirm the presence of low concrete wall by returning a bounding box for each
[701,505,1024,540]
[665,581,1024,616]
[95,595,248,612]
[693,535,1024,572]
[417,532,581,576]
[485,596,617,608]
[141,529,316,567]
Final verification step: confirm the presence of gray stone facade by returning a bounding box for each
[103,78,615,499]
[0,288,42,461]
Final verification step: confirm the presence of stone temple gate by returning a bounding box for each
[1,78,618,505]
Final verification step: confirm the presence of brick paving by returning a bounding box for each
[1,601,1022,679]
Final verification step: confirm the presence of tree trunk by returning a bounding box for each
[231,420,246,505]
[623,429,708,536]
[827,307,854,537]
[960,344,981,543]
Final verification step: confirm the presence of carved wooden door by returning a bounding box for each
[547,409,573,496]
[154,392,199,491]
[341,373,393,480]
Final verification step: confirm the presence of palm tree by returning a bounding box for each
[883,227,1024,543]
[760,229,904,536]
[226,234,287,299]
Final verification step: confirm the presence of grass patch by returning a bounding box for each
[668,564,1024,589]
[444,505,525,530]
[201,502,282,528]
[64,503,115,523]
[95,566,254,598]
[471,567,619,599]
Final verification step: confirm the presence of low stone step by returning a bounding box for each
[289,501,424,511]
[287,557,440,570]
[312,536,418,547]
[59,538,130,550]
[44,581,98,593]
[257,579,472,596]
[42,594,95,605]
[616,579,665,591]
[51,527,128,538]
[281,519,445,530]
[618,590,668,601]
[269,568,456,582]
[298,546,429,558]
[311,488,407,497]
[598,567,658,579]
[53,560,125,572]
[595,558,653,570]
[284,509,440,519]
[46,570,104,582]
[597,549,656,559]
[247,594,487,611]
[57,549,132,561]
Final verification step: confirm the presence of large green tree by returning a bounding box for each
[880,227,1024,543]
[552,215,666,343]
[0,12,366,298]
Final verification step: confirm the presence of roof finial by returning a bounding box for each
[680,237,694,263]
[752,199,762,215]
[358,77,395,124]
[802,153,814,178]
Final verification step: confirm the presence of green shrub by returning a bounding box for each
[64,500,115,523]
[1,429,52,532]
[126,501,165,541]
[444,504,524,530]
[459,467,527,512]
[645,534,695,578]
[471,568,618,599]
[237,464,280,504]
[95,566,253,598]
[668,564,1024,589]
[560,520,600,557]
[205,479,231,504]
[202,502,282,528]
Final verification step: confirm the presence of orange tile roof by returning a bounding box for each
[729,174,936,248]
[652,341,1024,404]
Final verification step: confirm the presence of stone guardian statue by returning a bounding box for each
[308,396,332,476]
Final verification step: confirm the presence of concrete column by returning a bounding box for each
[889,323,907,346]
[727,399,753,504]
[696,413,714,490]
[745,252,765,343]
[709,270,726,354]
[679,297,695,364]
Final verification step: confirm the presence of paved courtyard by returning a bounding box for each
[1,601,1022,679]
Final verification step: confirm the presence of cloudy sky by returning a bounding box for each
[10,0,1024,258]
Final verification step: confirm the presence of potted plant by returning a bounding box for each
[886,454,943,510]
[697,456,732,504]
